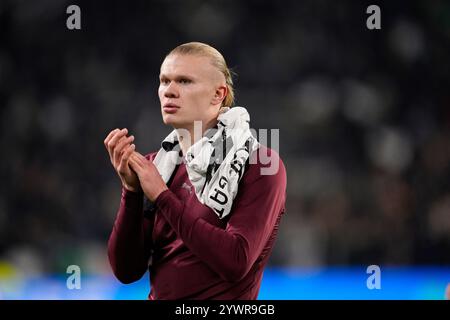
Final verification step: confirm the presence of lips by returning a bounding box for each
[163,103,180,114]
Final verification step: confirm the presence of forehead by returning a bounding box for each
[160,54,219,80]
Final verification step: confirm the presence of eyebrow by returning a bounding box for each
[159,74,195,81]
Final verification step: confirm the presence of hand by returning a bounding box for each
[129,151,168,202]
[104,128,140,192]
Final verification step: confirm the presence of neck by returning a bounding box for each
[176,118,218,156]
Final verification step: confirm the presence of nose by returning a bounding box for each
[164,81,179,99]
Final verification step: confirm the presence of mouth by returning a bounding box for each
[163,103,180,114]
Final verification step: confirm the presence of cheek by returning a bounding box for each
[190,86,214,104]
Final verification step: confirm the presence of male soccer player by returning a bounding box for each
[104,42,287,299]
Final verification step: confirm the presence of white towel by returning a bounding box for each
[153,106,259,219]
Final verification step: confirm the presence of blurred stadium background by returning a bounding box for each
[1,0,449,299]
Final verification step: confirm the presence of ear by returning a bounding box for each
[211,85,227,106]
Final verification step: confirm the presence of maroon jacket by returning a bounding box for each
[108,145,287,299]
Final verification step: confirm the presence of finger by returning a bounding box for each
[107,128,128,158]
[135,152,147,161]
[109,128,128,148]
[130,151,147,166]
[128,153,144,174]
[107,128,128,162]
[130,153,148,172]
[118,144,135,174]
[123,143,135,161]
[134,152,149,166]
[129,152,143,167]
[104,128,120,148]
[114,135,135,166]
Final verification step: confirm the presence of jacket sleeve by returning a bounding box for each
[153,151,287,282]
[107,154,156,284]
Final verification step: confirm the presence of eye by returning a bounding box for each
[160,78,170,85]
[178,78,192,84]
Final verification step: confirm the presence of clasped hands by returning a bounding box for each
[104,128,168,201]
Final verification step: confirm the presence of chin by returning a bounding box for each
[162,115,184,128]
[162,113,174,123]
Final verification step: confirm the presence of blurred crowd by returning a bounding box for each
[0,0,449,277]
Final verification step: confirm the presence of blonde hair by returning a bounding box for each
[166,42,235,108]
